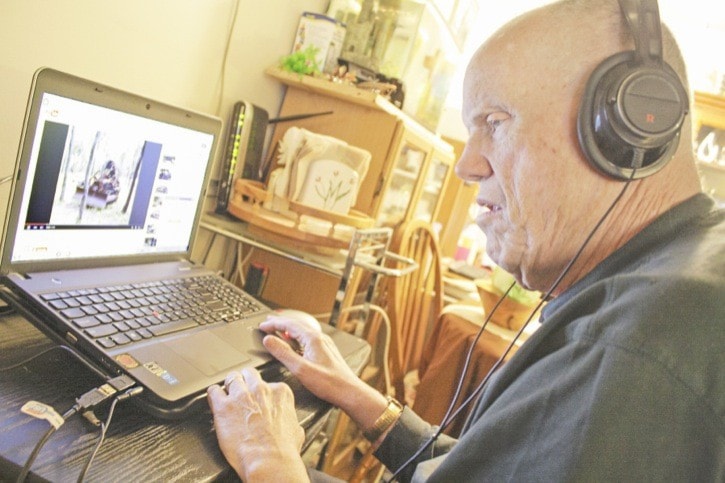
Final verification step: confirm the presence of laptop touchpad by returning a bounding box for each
[165,331,250,376]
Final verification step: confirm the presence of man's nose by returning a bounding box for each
[455,142,492,182]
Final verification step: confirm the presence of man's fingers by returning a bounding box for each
[263,335,305,371]
[207,384,225,405]
[222,371,246,396]
[240,367,263,388]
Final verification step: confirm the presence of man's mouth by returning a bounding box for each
[481,204,501,213]
[477,199,502,214]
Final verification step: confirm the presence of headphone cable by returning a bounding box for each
[386,168,637,482]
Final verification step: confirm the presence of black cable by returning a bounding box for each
[201,232,218,265]
[134,391,208,420]
[386,170,638,482]
[0,345,108,377]
[76,387,143,483]
[0,285,109,379]
[0,284,206,420]
[0,346,65,372]
[0,340,108,380]
[16,405,78,483]
[436,281,517,428]
[14,375,137,482]
[0,304,16,316]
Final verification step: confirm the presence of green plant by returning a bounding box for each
[279,45,321,75]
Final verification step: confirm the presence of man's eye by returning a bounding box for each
[486,113,508,132]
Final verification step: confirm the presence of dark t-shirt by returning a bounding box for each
[375,193,725,482]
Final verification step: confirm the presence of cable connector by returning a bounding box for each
[117,386,144,402]
[75,375,136,411]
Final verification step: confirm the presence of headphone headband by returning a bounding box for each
[619,0,663,64]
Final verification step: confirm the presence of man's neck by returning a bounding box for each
[551,173,702,296]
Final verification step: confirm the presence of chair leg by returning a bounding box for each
[350,447,385,483]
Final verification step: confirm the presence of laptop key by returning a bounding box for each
[205,300,226,311]
[76,296,93,305]
[64,298,81,308]
[49,299,69,310]
[108,312,124,322]
[81,305,99,316]
[87,325,118,338]
[111,333,131,345]
[73,316,101,328]
[97,337,116,348]
[127,331,142,342]
[61,307,86,319]
[96,313,113,324]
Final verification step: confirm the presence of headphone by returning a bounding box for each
[577,0,689,180]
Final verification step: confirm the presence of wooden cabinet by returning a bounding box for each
[375,123,454,226]
[219,69,454,317]
[264,68,454,229]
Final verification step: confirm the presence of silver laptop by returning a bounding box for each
[0,68,367,418]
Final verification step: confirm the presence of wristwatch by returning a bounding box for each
[363,397,404,442]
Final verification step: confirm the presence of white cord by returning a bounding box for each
[232,242,255,286]
[214,0,240,116]
[313,304,393,397]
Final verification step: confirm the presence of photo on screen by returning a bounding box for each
[24,120,161,230]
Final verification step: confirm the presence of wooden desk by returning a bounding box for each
[412,305,538,437]
[0,311,369,482]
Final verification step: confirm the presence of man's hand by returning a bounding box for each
[259,314,363,406]
[207,368,308,482]
[207,313,390,480]
[260,314,389,436]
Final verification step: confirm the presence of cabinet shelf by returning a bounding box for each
[248,68,454,312]
[265,67,393,113]
[391,167,420,181]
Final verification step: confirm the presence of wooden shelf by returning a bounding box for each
[265,67,392,112]
[264,66,453,150]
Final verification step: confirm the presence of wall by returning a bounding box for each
[0,0,327,254]
[438,0,725,142]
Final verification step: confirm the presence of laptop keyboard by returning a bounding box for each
[39,275,265,349]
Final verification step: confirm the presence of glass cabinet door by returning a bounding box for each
[412,148,452,224]
[376,138,427,227]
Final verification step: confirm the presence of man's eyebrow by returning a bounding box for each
[466,104,509,122]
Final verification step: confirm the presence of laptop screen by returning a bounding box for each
[5,73,218,268]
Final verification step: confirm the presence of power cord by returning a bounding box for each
[15,375,137,483]
[76,386,144,483]
[0,304,16,316]
[0,345,105,376]
[0,285,109,380]
[230,242,255,286]
[15,405,77,483]
[214,0,240,116]
[313,303,394,397]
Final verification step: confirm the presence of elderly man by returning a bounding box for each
[208,0,725,481]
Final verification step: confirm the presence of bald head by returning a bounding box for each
[456,0,702,292]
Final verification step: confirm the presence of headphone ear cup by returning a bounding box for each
[577,51,688,180]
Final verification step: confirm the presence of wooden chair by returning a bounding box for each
[385,219,445,404]
[348,219,444,482]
